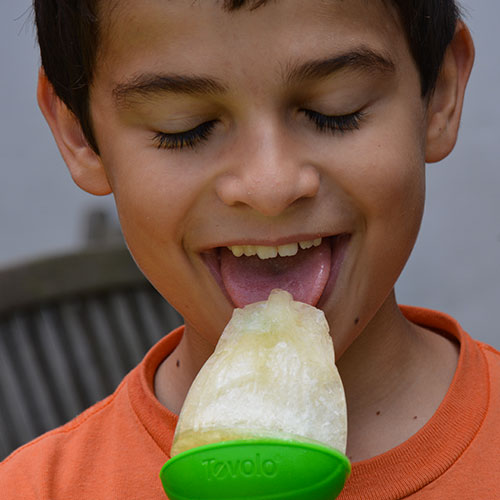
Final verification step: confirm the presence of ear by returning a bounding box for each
[425,21,475,163]
[37,69,112,195]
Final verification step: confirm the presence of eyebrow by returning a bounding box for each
[112,75,228,107]
[283,48,396,84]
[112,47,395,107]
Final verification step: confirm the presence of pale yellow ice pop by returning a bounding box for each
[170,289,347,457]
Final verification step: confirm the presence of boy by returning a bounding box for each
[1,0,498,498]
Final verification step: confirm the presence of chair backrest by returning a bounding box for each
[0,245,182,460]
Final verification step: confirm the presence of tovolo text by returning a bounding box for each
[202,453,278,481]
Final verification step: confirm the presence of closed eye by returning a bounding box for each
[152,120,218,150]
[152,109,363,151]
[302,109,365,134]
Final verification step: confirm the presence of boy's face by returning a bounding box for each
[89,0,427,356]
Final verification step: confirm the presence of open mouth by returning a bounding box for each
[203,235,350,309]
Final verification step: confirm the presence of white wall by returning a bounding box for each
[0,1,116,266]
[1,1,498,348]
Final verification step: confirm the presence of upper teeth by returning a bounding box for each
[228,238,322,260]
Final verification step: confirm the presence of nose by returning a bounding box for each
[215,126,320,217]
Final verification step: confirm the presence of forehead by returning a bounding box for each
[95,0,407,88]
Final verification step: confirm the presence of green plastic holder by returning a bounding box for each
[160,438,350,500]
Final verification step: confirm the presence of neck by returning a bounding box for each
[154,323,215,415]
[338,292,459,462]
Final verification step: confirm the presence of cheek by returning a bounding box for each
[93,106,209,244]
[112,164,179,242]
[341,100,427,232]
[99,146,205,271]
[351,115,427,266]
[360,147,425,228]
[360,148,426,296]
[321,115,427,347]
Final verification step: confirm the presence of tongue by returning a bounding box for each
[220,239,331,308]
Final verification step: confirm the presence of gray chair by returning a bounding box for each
[0,245,182,460]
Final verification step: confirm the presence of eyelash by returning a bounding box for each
[152,110,364,150]
[301,109,364,134]
[152,120,218,150]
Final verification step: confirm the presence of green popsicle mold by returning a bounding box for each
[160,438,350,500]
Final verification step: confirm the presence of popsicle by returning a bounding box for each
[160,290,350,499]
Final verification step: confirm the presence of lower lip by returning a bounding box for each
[202,234,350,309]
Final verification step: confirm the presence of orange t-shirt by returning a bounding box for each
[0,306,498,499]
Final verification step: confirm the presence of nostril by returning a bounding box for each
[215,160,320,216]
[299,164,321,199]
[214,173,246,207]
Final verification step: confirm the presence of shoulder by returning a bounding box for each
[474,340,500,379]
[0,378,126,498]
[476,340,500,359]
[0,329,181,500]
[0,391,119,463]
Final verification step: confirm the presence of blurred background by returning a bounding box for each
[1,0,499,348]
